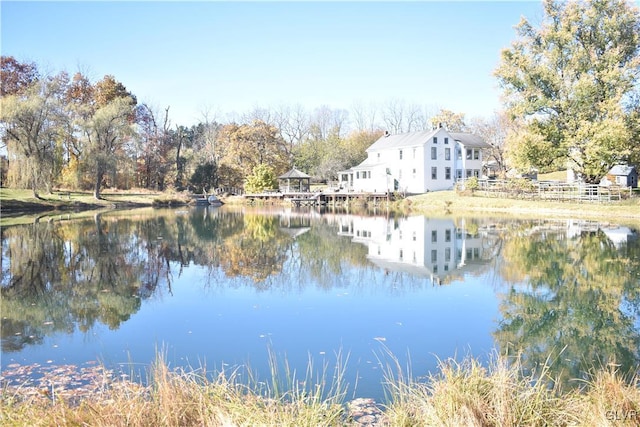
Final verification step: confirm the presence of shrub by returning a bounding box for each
[244,164,278,194]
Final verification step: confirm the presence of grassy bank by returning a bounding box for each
[3,187,640,224]
[403,190,640,222]
[2,353,638,426]
[0,188,198,212]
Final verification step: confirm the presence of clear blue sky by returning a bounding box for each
[2,1,544,126]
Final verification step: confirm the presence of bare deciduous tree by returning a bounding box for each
[469,111,515,178]
[351,100,381,133]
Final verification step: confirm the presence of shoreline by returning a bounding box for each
[2,188,639,224]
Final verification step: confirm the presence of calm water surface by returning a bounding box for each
[1,206,639,400]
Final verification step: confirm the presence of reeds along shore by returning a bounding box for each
[1,352,639,427]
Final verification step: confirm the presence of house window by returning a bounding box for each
[445,229,451,242]
[466,149,472,160]
[445,247,451,261]
[444,137,449,144]
[399,150,403,160]
[431,147,437,160]
[433,137,438,144]
[457,149,462,160]
[432,230,437,243]
[474,169,480,178]
[356,172,359,179]
[456,169,463,179]
[473,149,479,160]
[432,167,437,179]
[412,168,416,178]
[431,249,437,263]
[466,169,473,178]
[377,153,380,159]
[445,148,451,160]
[445,167,451,180]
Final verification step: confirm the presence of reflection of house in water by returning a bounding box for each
[566,219,639,248]
[603,226,639,247]
[277,209,316,238]
[335,215,492,284]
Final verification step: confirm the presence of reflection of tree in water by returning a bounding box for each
[1,213,168,351]
[495,225,640,387]
[218,214,290,286]
[1,208,390,352]
[295,222,369,289]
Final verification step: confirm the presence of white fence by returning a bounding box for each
[458,179,633,202]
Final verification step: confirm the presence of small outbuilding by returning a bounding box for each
[278,168,311,193]
[601,165,638,188]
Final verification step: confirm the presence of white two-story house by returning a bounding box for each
[338,126,489,194]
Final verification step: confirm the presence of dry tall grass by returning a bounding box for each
[1,350,347,427]
[2,352,639,426]
[382,353,640,427]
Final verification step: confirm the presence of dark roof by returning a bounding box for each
[279,168,310,179]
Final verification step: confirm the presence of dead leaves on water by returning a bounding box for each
[1,361,143,405]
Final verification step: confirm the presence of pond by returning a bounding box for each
[1,206,639,401]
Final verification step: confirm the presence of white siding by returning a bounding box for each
[333,214,487,282]
[340,128,485,193]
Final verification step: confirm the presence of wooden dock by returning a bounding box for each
[290,192,323,207]
[244,190,393,207]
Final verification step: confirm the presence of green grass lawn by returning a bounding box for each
[404,190,640,225]
[0,188,192,211]
[3,187,639,226]
[537,170,568,181]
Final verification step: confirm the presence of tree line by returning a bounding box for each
[1,56,499,198]
[2,0,639,196]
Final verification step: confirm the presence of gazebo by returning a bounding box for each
[278,168,311,193]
